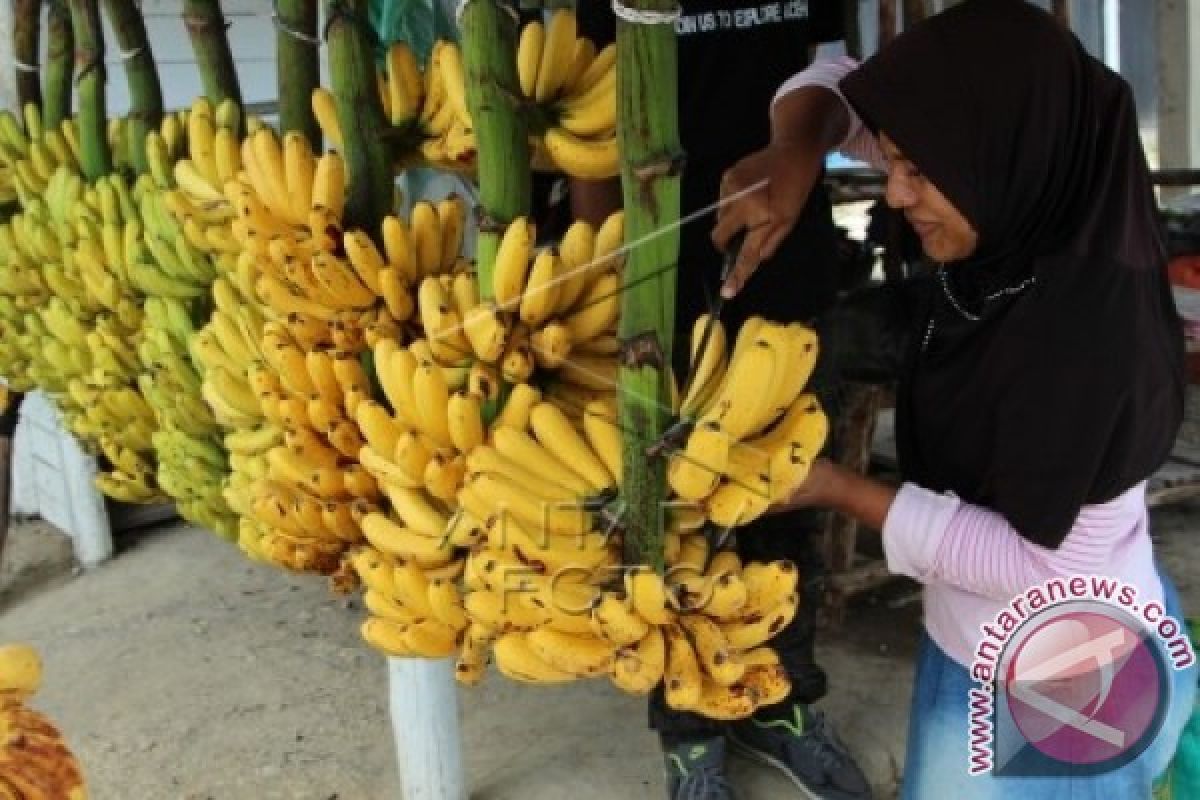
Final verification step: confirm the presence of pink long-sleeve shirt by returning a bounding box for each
[774,59,1165,668]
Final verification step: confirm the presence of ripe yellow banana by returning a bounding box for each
[664,624,703,711]
[535,10,577,103]
[492,217,535,309]
[542,126,618,180]
[517,20,545,99]
[529,402,614,491]
[612,625,666,694]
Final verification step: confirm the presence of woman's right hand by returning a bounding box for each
[712,84,850,299]
[712,142,826,298]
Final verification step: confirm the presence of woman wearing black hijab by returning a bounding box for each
[715,0,1196,796]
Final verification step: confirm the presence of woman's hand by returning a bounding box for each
[712,141,826,299]
[772,458,840,512]
[711,85,850,299]
[772,458,900,533]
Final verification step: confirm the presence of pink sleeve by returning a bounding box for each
[770,56,887,170]
[881,483,1148,601]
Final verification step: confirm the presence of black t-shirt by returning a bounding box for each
[575,0,845,346]
[577,0,843,166]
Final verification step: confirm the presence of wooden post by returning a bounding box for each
[12,0,41,112]
[275,0,320,143]
[388,658,467,800]
[615,0,680,569]
[102,0,163,174]
[182,0,243,111]
[878,0,897,46]
[1157,0,1199,203]
[42,0,73,130]
[1053,0,1071,27]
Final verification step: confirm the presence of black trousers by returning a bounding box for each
[648,168,840,737]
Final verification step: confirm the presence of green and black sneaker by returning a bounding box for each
[727,704,872,800]
[663,736,737,800]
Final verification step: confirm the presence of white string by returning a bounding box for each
[455,0,519,26]
[13,60,37,73]
[611,0,682,25]
[271,3,321,46]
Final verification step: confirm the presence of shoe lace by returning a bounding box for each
[675,763,734,800]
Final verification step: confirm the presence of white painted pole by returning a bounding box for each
[1156,0,1200,199]
[388,657,468,800]
[0,0,15,113]
[1103,0,1120,73]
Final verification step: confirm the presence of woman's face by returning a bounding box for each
[880,134,979,263]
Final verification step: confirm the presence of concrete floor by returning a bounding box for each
[3,499,1198,800]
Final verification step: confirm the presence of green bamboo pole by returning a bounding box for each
[275,0,320,142]
[67,0,110,180]
[42,0,73,129]
[182,0,243,110]
[13,0,42,113]
[460,0,530,297]
[102,0,162,174]
[615,2,680,570]
[325,0,392,233]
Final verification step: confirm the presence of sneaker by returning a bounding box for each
[727,704,872,800]
[663,735,737,800]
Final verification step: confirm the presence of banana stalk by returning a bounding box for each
[43,0,74,129]
[13,0,42,112]
[68,0,112,180]
[460,0,531,297]
[615,0,681,570]
[325,0,392,232]
[103,0,163,174]
[275,0,320,143]
[182,0,244,115]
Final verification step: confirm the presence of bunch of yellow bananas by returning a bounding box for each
[0,644,88,800]
[518,10,619,179]
[416,41,475,170]
[667,316,828,528]
[234,319,383,573]
[2,155,167,503]
[0,105,80,209]
[472,212,625,409]
[137,296,237,539]
[311,39,476,171]
[0,207,57,392]
[216,132,480,572]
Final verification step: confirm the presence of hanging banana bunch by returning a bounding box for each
[342,316,811,720]
[517,10,619,179]
[311,40,476,172]
[4,102,168,504]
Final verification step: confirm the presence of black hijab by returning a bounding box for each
[840,0,1185,548]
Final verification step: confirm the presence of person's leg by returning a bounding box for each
[649,687,736,799]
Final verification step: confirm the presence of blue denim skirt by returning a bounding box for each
[901,572,1198,799]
